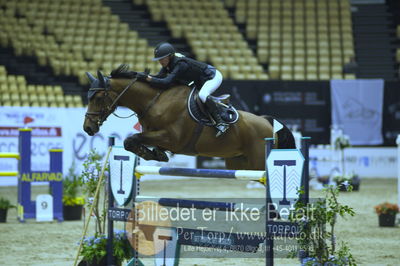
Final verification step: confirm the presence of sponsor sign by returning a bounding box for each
[310,147,397,178]
[0,107,196,186]
[220,80,331,144]
[109,146,136,206]
[266,149,304,216]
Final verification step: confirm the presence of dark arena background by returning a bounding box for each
[0,0,399,265]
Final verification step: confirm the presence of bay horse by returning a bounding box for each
[83,65,295,170]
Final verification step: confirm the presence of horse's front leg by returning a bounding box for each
[123,130,169,162]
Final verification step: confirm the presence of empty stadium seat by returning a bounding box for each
[145,0,267,79]
[1,0,359,84]
[233,0,355,80]
[0,0,158,87]
[0,64,84,107]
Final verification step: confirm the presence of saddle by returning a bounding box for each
[187,87,239,126]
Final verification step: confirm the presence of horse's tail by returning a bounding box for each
[263,115,296,149]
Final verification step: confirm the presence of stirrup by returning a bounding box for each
[215,123,229,137]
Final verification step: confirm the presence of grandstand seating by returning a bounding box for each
[0,0,159,87]
[0,0,358,83]
[0,65,83,107]
[144,0,269,80]
[229,0,356,80]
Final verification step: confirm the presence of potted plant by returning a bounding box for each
[333,173,360,191]
[79,149,108,233]
[374,202,399,227]
[289,185,357,265]
[0,197,15,223]
[78,230,133,266]
[331,133,360,192]
[63,161,85,220]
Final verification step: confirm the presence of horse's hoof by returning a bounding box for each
[140,152,155,161]
[123,137,136,152]
[153,148,169,162]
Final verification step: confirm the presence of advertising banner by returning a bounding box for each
[0,106,66,174]
[382,81,400,145]
[0,107,195,186]
[220,80,331,144]
[331,79,384,145]
[309,147,397,178]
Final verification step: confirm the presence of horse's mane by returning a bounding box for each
[109,64,186,92]
[110,64,137,79]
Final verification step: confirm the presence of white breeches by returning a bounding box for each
[198,70,223,103]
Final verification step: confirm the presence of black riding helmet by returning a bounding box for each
[152,42,175,61]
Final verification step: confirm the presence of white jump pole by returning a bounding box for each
[135,165,265,181]
[397,135,400,208]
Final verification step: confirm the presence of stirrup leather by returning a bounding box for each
[187,87,239,127]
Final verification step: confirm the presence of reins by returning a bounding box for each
[85,77,137,126]
[85,76,163,124]
[137,91,162,120]
[108,77,137,112]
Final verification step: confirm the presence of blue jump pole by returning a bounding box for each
[265,138,274,266]
[18,129,32,221]
[49,148,63,221]
[107,137,115,266]
[159,167,238,178]
[301,137,311,204]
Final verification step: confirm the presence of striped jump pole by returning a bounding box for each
[397,134,400,209]
[135,165,265,182]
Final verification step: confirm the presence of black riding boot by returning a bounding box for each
[205,96,229,137]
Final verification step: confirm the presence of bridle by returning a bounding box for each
[85,77,137,127]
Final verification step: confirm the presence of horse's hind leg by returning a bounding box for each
[225,141,266,170]
[244,142,266,170]
[225,156,249,170]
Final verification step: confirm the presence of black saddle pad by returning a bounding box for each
[187,88,239,126]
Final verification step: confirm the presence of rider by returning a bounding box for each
[138,42,228,137]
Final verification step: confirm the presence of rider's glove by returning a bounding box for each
[136,72,148,81]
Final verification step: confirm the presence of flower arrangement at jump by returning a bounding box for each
[331,131,361,191]
[78,230,133,266]
[74,149,134,266]
[374,202,399,227]
[79,150,108,233]
[332,172,360,192]
[374,202,400,215]
[289,185,357,265]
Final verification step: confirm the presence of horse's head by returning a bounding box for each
[83,70,117,136]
